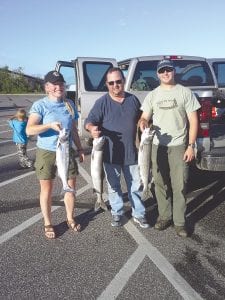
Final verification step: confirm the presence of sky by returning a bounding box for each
[1,0,225,78]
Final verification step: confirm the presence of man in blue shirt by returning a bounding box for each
[85,67,149,228]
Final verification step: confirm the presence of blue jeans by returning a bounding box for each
[103,163,146,218]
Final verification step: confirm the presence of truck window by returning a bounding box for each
[212,62,225,88]
[58,64,76,102]
[83,61,114,91]
[58,65,76,90]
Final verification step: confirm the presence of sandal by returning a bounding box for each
[44,225,56,239]
[67,219,81,232]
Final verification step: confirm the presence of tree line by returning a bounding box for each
[0,66,44,94]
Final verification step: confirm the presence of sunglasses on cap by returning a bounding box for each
[107,79,123,86]
[158,67,174,74]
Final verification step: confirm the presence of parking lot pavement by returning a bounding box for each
[1,97,225,299]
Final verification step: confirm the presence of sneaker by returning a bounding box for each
[154,218,172,231]
[174,226,188,238]
[111,215,122,227]
[133,216,150,229]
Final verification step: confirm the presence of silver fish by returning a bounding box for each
[56,128,74,193]
[138,127,155,199]
[91,136,108,211]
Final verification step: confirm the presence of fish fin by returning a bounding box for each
[142,185,153,200]
[63,186,75,193]
[94,200,108,212]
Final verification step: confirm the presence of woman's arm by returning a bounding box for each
[26,113,61,135]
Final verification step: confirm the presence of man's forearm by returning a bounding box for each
[188,111,198,144]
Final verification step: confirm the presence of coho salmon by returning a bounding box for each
[138,127,155,199]
[56,128,74,193]
[91,136,108,211]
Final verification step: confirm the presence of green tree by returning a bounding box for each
[0,66,44,93]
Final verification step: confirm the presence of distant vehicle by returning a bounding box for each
[56,55,225,171]
[207,58,225,99]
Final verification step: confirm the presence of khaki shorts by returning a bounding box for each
[35,147,79,180]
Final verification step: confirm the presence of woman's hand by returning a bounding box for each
[50,122,61,132]
[78,149,85,162]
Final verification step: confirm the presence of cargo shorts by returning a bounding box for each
[34,147,79,180]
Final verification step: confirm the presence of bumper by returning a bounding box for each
[196,151,225,171]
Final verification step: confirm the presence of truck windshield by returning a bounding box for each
[131,60,215,91]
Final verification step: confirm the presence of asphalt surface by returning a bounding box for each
[1,95,225,300]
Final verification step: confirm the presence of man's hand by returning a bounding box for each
[183,147,195,162]
[90,126,101,138]
[139,118,149,132]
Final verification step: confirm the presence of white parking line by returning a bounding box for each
[0,184,91,245]
[97,246,146,300]
[0,171,35,188]
[79,165,203,300]
[0,147,36,160]
[0,163,203,299]
[0,139,11,144]
[0,129,11,133]
[124,221,203,300]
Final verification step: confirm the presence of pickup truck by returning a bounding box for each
[56,55,225,172]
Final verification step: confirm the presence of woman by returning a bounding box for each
[26,71,84,239]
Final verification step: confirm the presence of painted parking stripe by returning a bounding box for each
[0,171,35,187]
[0,163,203,299]
[0,147,36,160]
[0,184,91,245]
[124,221,203,300]
[0,129,11,133]
[78,165,203,300]
[97,246,146,300]
[0,139,11,144]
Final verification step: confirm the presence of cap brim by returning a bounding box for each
[157,65,174,72]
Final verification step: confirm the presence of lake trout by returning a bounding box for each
[91,136,108,211]
[138,127,155,199]
[56,128,74,193]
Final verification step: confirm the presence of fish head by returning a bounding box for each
[140,128,155,145]
[93,136,105,151]
[58,128,69,143]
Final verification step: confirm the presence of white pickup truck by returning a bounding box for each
[56,55,225,171]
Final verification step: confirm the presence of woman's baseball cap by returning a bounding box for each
[44,71,65,83]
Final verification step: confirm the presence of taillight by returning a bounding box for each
[197,98,212,137]
[211,106,217,119]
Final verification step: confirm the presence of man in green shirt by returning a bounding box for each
[139,59,201,237]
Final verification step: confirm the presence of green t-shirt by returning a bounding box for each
[141,84,201,146]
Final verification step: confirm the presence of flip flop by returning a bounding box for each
[67,219,81,232]
[44,225,56,239]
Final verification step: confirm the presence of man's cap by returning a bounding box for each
[44,71,65,83]
[157,59,174,72]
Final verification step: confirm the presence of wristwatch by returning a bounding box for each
[188,143,195,149]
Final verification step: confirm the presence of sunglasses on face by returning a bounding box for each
[107,79,123,86]
[158,67,174,74]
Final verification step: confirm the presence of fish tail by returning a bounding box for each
[94,193,108,212]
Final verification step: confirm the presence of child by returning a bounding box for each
[8,109,33,168]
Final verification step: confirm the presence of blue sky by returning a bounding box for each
[1,0,225,78]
